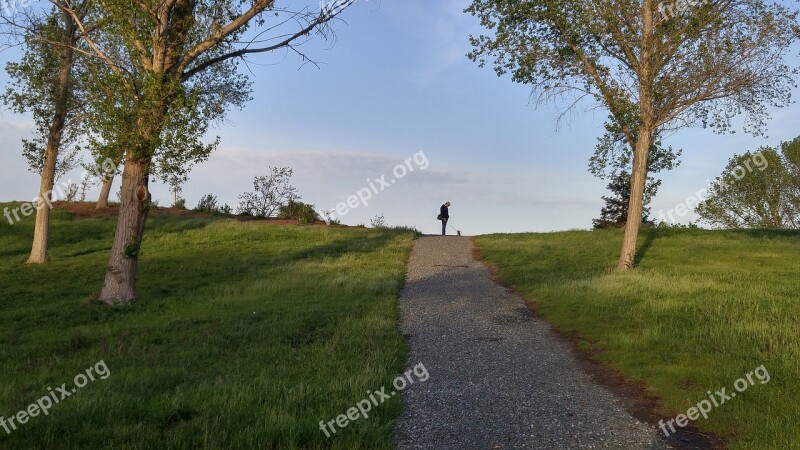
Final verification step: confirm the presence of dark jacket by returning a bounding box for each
[440,204,449,219]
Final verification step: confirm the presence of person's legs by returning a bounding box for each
[442,218,448,236]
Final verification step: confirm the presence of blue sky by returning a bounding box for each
[1,0,799,235]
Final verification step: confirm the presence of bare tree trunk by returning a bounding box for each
[28,146,58,264]
[98,159,151,304]
[96,174,114,209]
[617,130,652,270]
[27,21,76,264]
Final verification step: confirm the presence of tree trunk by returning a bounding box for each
[27,146,58,264]
[617,130,653,270]
[27,22,76,265]
[616,0,655,271]
[98,159,151,304]
[96,174,114,209]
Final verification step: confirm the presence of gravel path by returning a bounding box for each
[394,236,666,450]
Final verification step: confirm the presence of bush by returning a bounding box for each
[370,214,388,229]
[195,194,219,214]
[656,221,700,229]
[322,209,341,226]
[191,194,232,215]
[278,200,321,223]
[173,198,186,209]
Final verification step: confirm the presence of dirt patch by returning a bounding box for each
[52,202,332,227]
[54,202,122,218]
[470,237,726,450]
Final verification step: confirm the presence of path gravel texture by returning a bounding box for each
[394,236,666,450]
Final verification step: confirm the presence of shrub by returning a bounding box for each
[195,194,218,214]
[370,214,388,228]
[322,209,341,226]
[278,200,321,223]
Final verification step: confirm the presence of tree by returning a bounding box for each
[64,182,78,201]
[696,143,799,228]
[19,132,80,181]
[238,167,299,218]
[169,177,184,208]
[590,116,681,228]
[594,171,651,228]
[154,110,219,209]
[467,0,798,270]
[781,137,800,227]
[2,8,86,264]
[78,174,92,201]
[48,0,354,304]
[87,153,120,209]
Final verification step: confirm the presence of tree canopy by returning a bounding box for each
[697,138,800,228]
[467,0,799,268]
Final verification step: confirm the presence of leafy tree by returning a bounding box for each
[781,137,800,227]
[467,0,798,269]
[2,8,87,263]
[238,167,299,218]
[19,135,80,182]
[590,116,681,227]
[593,171,653,229]
[696,143,799,228]
[47,0,354,303]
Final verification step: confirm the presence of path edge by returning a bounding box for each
[469,237,726,450]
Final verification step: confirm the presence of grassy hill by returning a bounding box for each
[476,228,800,450]
[0,203,416,449]
[5,204,798,449]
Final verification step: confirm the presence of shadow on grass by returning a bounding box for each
[635,227,659,264]
[126,229,405,306]
[0,220,414,449]
[0,213,217,261]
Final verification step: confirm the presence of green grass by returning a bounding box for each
[476,228,800,449]
[0,204,416,449]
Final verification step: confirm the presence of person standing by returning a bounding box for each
[439,201,450,236]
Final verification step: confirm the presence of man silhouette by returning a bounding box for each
[440,202,450,236]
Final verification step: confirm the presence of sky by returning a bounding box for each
[1,0,799,235]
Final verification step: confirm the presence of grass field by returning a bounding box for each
[476,227,800,449]
[0,203,416,449]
